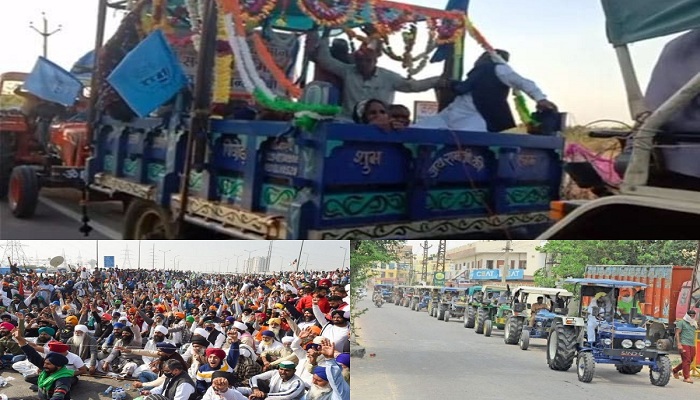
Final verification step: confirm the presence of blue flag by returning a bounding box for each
[430,0,470,63]
[107,29,188,117]
[22,57,84,106]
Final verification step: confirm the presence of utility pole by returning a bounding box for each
[266,242,273,273]
[138,241,141,269]
[159,249,171,271]
[340,246,347,269]
[296,240,304,272]
[501,240,513,284]
[420,241,432,284]
[29,12,62,58]
[150,245,156,269]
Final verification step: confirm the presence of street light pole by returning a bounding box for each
[159,250,171,271]
[173,255,181,271]
[340,246,347,269]
[244,250,255,274]
[29,12,62,58]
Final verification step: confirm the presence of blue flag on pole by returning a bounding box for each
[107,29,188,117]
[430,0,470,63]
[22,57,84,106]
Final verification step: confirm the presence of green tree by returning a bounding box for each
[349,240,404,335]
[535,240,697,287]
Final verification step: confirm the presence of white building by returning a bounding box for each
[445,241,547,282]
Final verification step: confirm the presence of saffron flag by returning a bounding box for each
[22,56,84,106]
[431,0,470,63]
[107,29,188,117]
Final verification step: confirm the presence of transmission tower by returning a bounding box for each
[150,244,156,269]
[121,245,133,269]
[436,240,447,273]
[420,240,432,283]
[1,241,31,267]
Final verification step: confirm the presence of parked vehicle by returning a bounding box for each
[546,278,671,387]
[584,264,700,349]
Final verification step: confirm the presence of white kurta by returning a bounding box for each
[413,63,547,132]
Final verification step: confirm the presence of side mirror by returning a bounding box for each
[526,303,532,309]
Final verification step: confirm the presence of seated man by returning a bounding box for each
[586,294,607,344]
[414,50,557,132]
[645,29,700,132]
[529,297,548,327]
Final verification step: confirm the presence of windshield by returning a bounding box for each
[0,80,24,110]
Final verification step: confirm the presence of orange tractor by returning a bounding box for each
[0,71,90,218]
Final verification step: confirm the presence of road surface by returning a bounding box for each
[0,188,121,239]
[352,297,696,400]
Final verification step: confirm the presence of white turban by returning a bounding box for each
[282,336,294,344]
[239,344,257,362]
[233,321,247,331]
[154,325,169,335]
[74,325,88,333]
[194,328,208,337]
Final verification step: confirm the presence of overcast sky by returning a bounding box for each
[0,240,349,272]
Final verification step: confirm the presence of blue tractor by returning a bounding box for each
[504,286,574,350]
[546,279,672,386]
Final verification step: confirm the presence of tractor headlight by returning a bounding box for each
[645,340,652,348]
[635,340,646,349]
[621,339,633,349]
[603,339,612,345]
[536,321,543,327]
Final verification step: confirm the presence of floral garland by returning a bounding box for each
[223,0,340,129]
[426,15,465,45]
[297,0,358,27]
[371,5,412,36]
[239,0,278,25]
[463,16,533,126]
[252,32,302,98]
[213,12,234,105]
[383,24,437,78]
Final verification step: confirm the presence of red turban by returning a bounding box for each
[0,322,14,331]
[205,348,226,360]
[48,341,71,353]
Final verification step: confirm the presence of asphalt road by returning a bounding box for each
[0,188,120,239]
[352,297,697,400]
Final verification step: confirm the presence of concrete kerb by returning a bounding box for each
[350,317,366,358]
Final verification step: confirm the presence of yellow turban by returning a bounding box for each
[594,292,606,300]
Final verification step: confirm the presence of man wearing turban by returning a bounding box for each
[66,324,99,375]
[14,329,77,400]
[243,360,305,400]
[195,335,240,395]
[0,321,24,368]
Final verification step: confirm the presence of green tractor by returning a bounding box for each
[437,288,469,322]
[472,285,512,336]
[463,285,483,328]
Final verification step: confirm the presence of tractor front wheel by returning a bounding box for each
[444,311,450,322]
[475,308,487,334]
[484,319,493,337]
[577,352,595,383]
[8,166,39,218]
[650,355,671,387]
[519,330,530,350]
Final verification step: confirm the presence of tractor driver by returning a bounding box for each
[529,297,548,327]
[586,293,607,344]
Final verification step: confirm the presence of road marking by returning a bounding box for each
[39,196,122,239]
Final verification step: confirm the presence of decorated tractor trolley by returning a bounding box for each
[8,0,564,239]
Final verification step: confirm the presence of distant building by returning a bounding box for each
[369,245,414,286]
[445,241,546,284]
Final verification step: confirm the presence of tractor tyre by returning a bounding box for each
[444,311,450,322]
[464,307,475,329]
[519,330,530,350]
[8,165,39,218]
[504,316,523,345]
[404,299,409,308]
[437,309,445,321]
[123,199,176,239]
[649,355,671,387]
[577,352,595,383]
[0,156,12,200]
[475,308,487,334]
[547,322,577,371]
[616,365,643,374]
[484,320,492,337]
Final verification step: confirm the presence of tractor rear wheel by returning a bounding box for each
[475,308,487,334]
[504,316,523,345]
[8,165,39,218]
[616,365,643,374]
[464,307,475,328]
[547,322,577,371]
[650,355,671,386]
[484,320,493,337]
[577,352,595,383]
